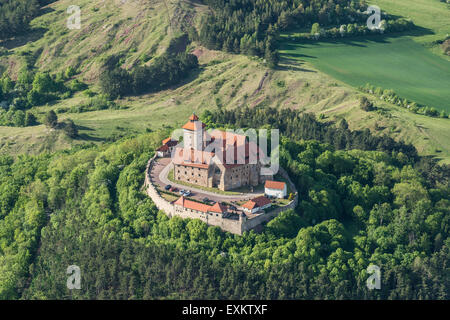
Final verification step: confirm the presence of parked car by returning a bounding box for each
[170,187,178,192]
[184,190,191,196]
[179,189,186,195]
[164,185,171,191]
[203,197,210,203]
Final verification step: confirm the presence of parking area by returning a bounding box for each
[150,157,265,205]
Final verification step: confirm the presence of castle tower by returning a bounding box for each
[182,113,205,151]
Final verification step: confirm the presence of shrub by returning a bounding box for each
[44,110,58,128]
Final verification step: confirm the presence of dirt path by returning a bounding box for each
[253,71,270,96]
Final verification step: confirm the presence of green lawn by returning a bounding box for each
[279,36,450,112]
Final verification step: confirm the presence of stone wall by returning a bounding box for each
[174,164,210,187]
[145,155,175,217]
[243,166,299,232]
[145,156,298,236]
[243,195,298,232]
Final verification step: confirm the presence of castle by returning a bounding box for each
[147,114,299,235]
[172,114,272,191]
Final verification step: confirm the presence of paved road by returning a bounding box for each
[151,157,264,204]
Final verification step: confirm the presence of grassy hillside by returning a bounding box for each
[1,0,202,78]
[0,0,449,164]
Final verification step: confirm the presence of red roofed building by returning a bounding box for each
[157,137,178,157]
[174,196,227,217]
[241,196,272,214]
[264,180,287,199]
[173,114,272,191]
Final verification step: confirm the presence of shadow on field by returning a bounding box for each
[75,125,107,142]
[76,133,107,142]
[0,28,47,50]
[76,125,95,131]
[277,59,317,73]
[0,6,55,50]
[281,25,434,48]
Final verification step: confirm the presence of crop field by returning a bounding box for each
[279,36,450,112]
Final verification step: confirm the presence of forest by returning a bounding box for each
[0,0,56,39]
[0,67,87,127]
[100,52,199,99]
[0,112,448,299]
[0,0,448,301]
[202,106,419,161]
[198,0,370,66]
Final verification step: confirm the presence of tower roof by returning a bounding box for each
[182,121,206,131]
[189,113,199,121]
[182,114,205,131]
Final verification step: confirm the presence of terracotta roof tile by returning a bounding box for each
[189,113,199,121]
[174,197,225,214]
[209,202,227,214]
[265,180,286,190]
[182,121,206,131]
[157,145,169,152]
[242,196,271,210]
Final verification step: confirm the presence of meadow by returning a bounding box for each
[279,36,450,112]
[1,0,449,164]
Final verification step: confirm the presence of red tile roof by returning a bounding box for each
[174,197,211,213]
[209,202,227,214]
[265,180,286,190]
[189,113,199,121]
[162,138,178,147]
[172,147,213,169]
[176,116,266,168]
[182,119,206,131]
[174,197,226,214]
[157,145,169,152]
[242,196,271,210]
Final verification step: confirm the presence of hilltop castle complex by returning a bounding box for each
[171,114,272,191]
[147,114,298,235]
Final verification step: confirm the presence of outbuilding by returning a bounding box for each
[241,196,272,214]
[264,180,287,199]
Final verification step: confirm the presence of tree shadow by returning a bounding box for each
[76,125,95,131]
[0,28,47,50]
[280,25,434,49]
[76,133,107,142]
[277,61,317,73]
[0,5,55,49]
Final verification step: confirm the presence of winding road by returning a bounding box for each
[152,157,264,204]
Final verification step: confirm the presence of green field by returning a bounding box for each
[280,36,450,112]
[371,0,450,46]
